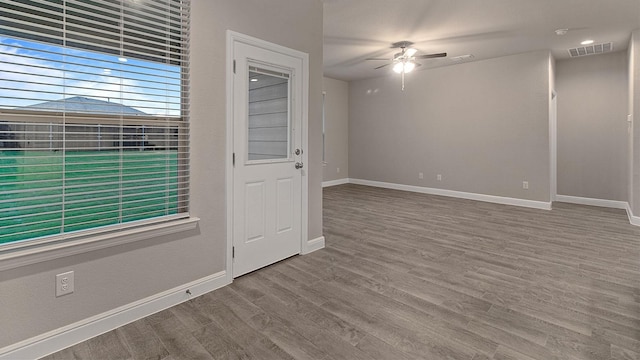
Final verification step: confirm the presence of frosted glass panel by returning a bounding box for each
[248,69,289,161]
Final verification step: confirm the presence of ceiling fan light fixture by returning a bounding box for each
[403,61,416,73]
[392,60,416,74]
[405,48,417,57]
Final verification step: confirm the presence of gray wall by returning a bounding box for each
[349,51,551,202]
[0,0,323,349]
[322,77,349,182]
[556,51,629,201]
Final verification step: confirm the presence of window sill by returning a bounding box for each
[0,217,199,271]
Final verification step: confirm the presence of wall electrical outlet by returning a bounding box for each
[437,174,442,181]
[336,167,340,174]
[56,271,74,297]
[522,181,529,190]
[418,172,424,179]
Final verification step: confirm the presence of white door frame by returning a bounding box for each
[225,31,309,281]
[550,89,557,202]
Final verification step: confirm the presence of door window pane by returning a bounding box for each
[248,68,289,161]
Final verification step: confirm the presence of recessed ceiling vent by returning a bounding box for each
[568,42,613,57]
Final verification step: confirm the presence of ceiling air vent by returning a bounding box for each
[450,54,474,62]
[568,42,613,57]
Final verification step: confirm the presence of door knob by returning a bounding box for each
[295,162,304,169]
[295,149,302,155]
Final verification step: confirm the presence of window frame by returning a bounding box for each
[0,0,194,263]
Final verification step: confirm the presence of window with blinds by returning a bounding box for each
[0,0,190,247]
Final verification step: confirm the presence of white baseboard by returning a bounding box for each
[0,271,230,360]
[555,195,628,209]
[554,195,640,227]
[349,178,552,210]
[626,203,640,226]
[322,178,349,188]
[302,236,325,254]
[327,180,640,226]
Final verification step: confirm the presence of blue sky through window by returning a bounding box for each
[0,36,181,116]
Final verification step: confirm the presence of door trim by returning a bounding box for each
[550,89,557,202]
[225,31,309,280]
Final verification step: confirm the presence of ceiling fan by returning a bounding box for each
[367,41,446,90]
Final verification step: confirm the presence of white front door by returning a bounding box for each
[232,41,303,277]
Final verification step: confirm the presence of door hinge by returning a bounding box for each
[232,246,235,259]
[232,152,235,166]
[233,60,236,74]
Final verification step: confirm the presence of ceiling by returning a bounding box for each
[322,0,640,81]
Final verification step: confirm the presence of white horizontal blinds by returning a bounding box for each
[0,0,186,64]
[0,0,190,245]
[248,67,290,161]
[0,1,186,114]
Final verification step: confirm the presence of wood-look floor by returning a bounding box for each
[43,184,640,360]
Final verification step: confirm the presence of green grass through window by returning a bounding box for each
[0,150,178,245]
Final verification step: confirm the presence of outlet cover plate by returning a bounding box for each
[56,271,74,297]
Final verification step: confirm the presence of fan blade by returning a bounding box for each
[415,52,447,59]
[374,63,390,70]
[366,58,391,61]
